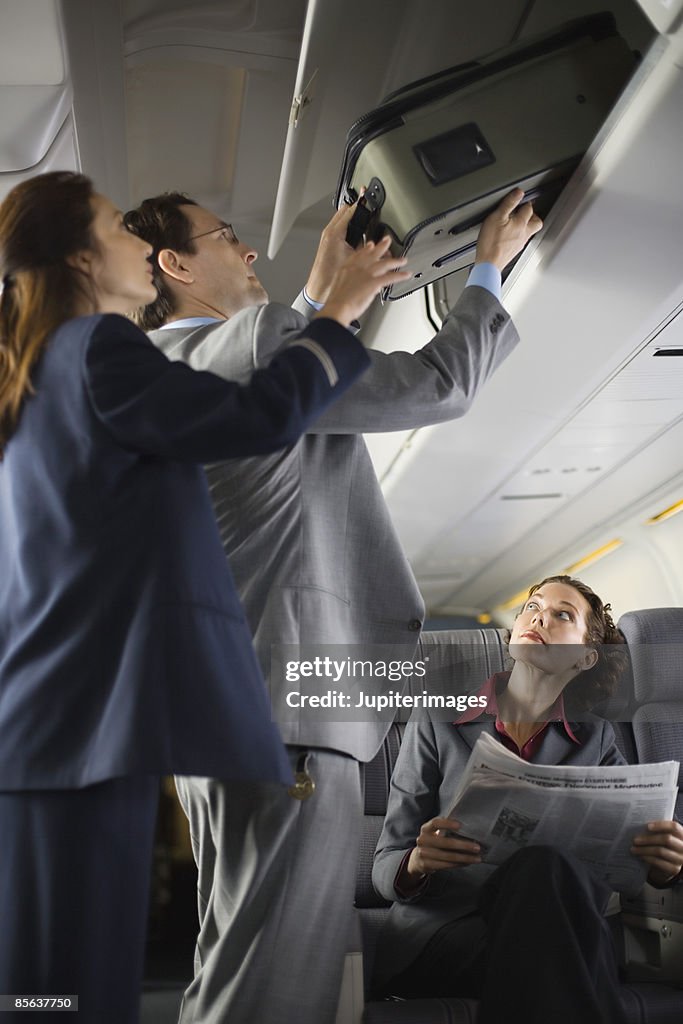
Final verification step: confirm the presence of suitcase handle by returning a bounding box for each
[434,183,553,268]
[345,177,386,248]
[447,184,547,239]
[432,241,476,269]
[445,164,574,241]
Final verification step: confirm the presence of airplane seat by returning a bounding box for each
[354,619,683,1024]
[356,628,506,1021]
[355,720,405,1012]
[612,609,683,990]
[618,608,683,817]
[587,625,639,765]
[366,630,507,984]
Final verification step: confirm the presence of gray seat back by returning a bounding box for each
[357,628,507,908]
[618,609,683,818]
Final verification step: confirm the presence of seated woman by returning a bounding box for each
[372,575,683,1024]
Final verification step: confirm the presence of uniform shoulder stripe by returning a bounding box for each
[288,338,338,387]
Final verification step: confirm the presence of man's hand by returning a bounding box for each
[398,816,482,893]
[475,187,543,271]
[305,201,361,304]
[317,236,409,327]
[632,820,683,887]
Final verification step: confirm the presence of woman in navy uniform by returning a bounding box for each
[0,171,403,1021]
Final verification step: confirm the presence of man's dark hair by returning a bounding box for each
[124,193,198,330]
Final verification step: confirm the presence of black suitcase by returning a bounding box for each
[335,14,637,300]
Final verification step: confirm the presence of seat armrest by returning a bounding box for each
[616,884,683,983]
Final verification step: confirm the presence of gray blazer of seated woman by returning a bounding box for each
[372,576,683,1024]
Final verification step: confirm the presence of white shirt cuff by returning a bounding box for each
[302,286,325,311]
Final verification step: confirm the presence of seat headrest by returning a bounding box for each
[418,627,635,721]
[418,627,508,692]
[617,608,683,706]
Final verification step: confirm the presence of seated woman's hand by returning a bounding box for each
[401,816,482,890]
[631,820,683,886]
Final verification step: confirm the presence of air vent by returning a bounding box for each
[653,349,683,357]
[529,465,603,476]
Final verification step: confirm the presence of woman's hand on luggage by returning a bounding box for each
[317,236,410,326]
[305,199,362,304]
[475,187,543,271]
[403,816,482,886]
[631,819,683,886]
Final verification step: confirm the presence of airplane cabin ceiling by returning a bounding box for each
[0,0,64,85]
[122,0,305,37]
[121,0,307,247]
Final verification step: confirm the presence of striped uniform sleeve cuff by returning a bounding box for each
[287,317,370,387]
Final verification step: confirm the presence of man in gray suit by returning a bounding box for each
[125,189,542,1024]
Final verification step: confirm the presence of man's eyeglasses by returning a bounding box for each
[187,222,239,244]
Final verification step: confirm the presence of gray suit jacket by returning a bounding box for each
[371,714,625,986]
[149,287,519,760]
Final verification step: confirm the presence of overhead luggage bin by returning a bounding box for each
[335,13,639,300]
[635,0,683,34]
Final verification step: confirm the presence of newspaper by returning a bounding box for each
[448,733,679,895]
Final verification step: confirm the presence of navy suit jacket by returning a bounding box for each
[0,313,369,790]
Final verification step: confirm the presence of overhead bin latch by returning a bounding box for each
[289,68,318,128]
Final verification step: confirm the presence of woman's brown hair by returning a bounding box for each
[0,171,97,456]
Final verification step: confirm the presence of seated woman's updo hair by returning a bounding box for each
[509,574,629,712]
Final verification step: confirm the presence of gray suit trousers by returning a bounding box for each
[175,749,362,1024]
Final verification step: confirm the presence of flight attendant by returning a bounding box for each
[0,171,403,1021]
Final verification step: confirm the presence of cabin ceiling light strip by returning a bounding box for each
[496,539,622,613]
[564,539,623,575]
[497,586,535,613]
[646,498,683,525]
